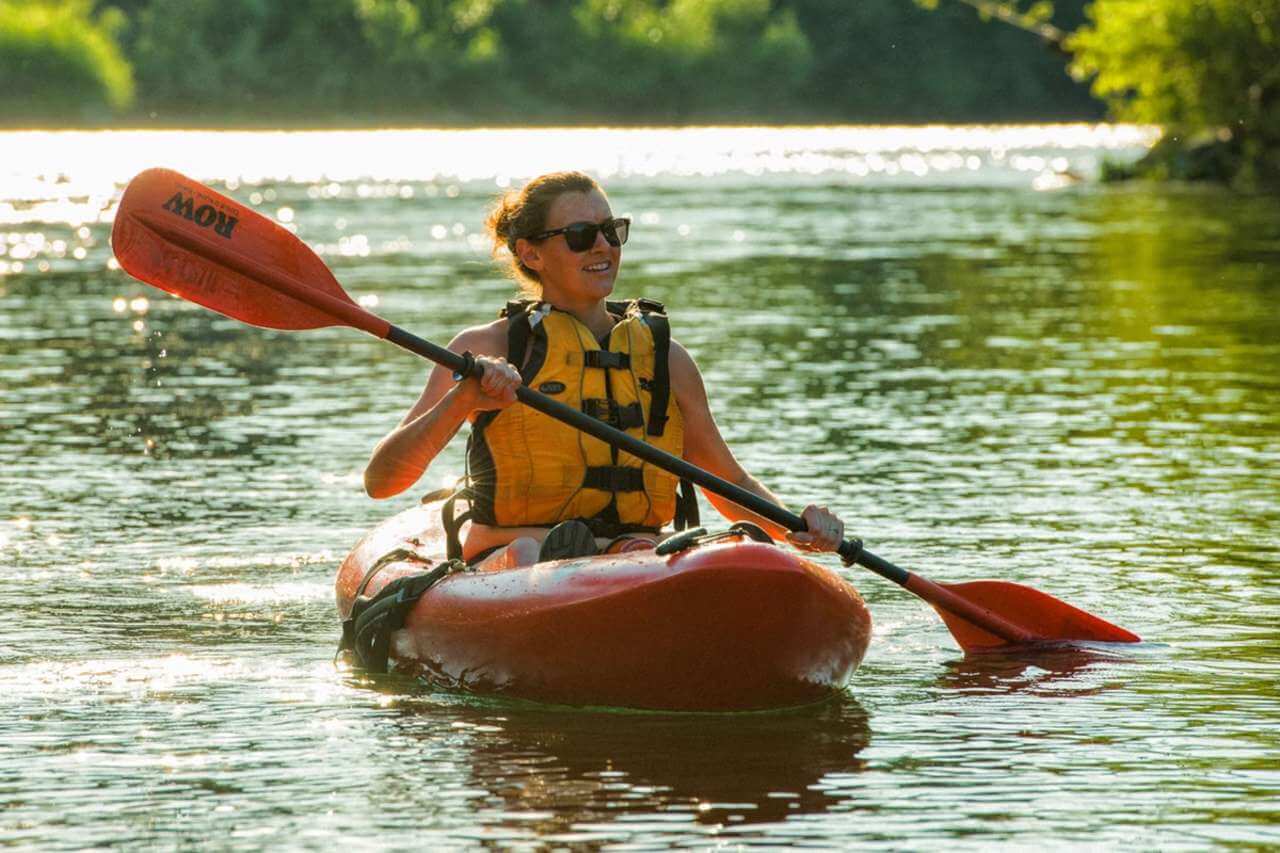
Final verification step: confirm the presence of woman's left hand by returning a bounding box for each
[786,504,845,553]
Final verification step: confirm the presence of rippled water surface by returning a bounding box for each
[3,126,1278,848]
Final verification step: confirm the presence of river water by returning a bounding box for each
[3,126,1278,848]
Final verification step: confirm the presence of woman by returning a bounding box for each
[364,171,846,569]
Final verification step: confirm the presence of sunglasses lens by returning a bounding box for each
[554,219,630,251]
[563,223,598,252]
[605,218,629,247]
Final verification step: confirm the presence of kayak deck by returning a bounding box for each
[336,505,872,711]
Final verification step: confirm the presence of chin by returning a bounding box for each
[581,273,617,299]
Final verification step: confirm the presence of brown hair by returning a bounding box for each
[485,171,600,298]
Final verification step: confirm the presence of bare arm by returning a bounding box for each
[363,321,517,499]
[671,341,846,551]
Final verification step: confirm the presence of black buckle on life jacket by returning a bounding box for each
[654,522,773,557]
[633,298,667,315]
[582,398,644,430]
[582,350,630,370]
[582,466,646,492]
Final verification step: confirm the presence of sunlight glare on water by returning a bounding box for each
[0,124,1155,214]
[2,125,1278,848]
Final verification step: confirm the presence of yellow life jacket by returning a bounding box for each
[464,298,695,536]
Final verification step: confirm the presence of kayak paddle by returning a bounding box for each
[110,168,1140,652]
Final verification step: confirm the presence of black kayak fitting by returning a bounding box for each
[336,557,470,673]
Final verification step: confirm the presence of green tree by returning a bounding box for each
[798,0,1099,122]
[0,0,134,121]
[921,0,1280,186]
[127,0,372,118]
[1069,0,1280,186]
[350,0,508,116]
[565,0,813,122]
[10,0,1111,125]
[128,0,509,121]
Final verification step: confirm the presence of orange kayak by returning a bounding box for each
[335,504,872,711]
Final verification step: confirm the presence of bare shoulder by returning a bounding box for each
[668,339,703,388]
[668,339,712,411]
[448,317,508,358]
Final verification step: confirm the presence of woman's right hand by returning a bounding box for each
[456,355,522,411]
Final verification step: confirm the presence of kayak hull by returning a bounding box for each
[335,505,872,711]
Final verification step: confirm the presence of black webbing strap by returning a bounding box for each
[583,350,630,370]
[582,466,646,492]
[440,489,472,562]
[504,300,533,381]
[337,559,468,673]
[582,399,644,430]
[642,310,671,436]
[352,547,432,602]
[419,486,455,505]
[655,520,772,556]
[674,478,700,531]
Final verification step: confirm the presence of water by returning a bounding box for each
[3,126,1279,848]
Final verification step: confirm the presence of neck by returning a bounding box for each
[544,293,614,338]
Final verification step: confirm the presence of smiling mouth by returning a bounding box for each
[583,261,612,273]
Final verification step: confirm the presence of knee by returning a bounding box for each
[508,536,541,567]
[474,536,541,571]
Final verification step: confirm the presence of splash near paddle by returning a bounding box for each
[112,168,1141,653]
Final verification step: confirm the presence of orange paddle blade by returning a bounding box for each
[929,580,1141,652]
[111,168,361,331]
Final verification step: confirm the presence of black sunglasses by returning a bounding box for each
[527,217,630,252]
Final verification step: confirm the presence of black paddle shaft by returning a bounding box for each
[385,324,911,585]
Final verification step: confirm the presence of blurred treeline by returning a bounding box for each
[1,0,1102,125]
[916,0,1279,188]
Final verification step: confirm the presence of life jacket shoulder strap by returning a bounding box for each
[499,297,555,379]
[640,309,672,437]
[498,299,537,319]
[500,300,539,382]
[612,297,666,316]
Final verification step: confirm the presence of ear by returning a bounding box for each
[514,238,543,273]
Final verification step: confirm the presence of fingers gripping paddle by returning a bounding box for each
[111,168,1140,652]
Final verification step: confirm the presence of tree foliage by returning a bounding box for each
[6,0,1103,125]
[1070,1,1280,156]
[922,0,1280,185]
[805,0,1097,121]
[0,0,135,120]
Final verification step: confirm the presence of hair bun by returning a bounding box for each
[482,171,601,298]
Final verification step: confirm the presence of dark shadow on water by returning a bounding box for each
[374,684,872,828]
[937,642,1144,697]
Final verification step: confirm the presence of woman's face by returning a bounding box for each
[519,188,621,303]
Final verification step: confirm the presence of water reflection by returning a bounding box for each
[936,643,1141,697]
[3,274,306,461]
[384,694,872,832]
